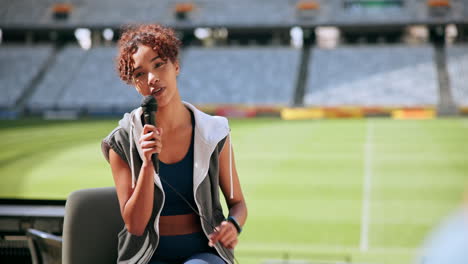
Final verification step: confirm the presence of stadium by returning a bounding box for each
[1,0,468,263]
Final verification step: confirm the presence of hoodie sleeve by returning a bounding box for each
[101,126,130,164]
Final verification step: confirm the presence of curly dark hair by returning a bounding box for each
[116,24,182,85]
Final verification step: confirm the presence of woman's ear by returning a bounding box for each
[175,60,180,76]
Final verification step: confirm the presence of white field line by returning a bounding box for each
[360,121,374,252]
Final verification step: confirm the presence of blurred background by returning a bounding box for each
[1,0,468,263]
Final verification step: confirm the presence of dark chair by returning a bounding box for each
[26,228,62,264]
[62,187,124,264]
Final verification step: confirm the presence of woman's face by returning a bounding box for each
[131,44,180,108]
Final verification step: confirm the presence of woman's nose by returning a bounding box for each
[148,72,159,85]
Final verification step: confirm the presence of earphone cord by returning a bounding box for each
[157,173,240,264]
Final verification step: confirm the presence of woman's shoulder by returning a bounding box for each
[101,108,139,163]
[101,125,131,163]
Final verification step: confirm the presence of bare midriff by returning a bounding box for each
[159,213,202,236]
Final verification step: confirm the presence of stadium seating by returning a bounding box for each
[0,0,297,28]
[28,45,86,111]
[49,46,140,111]
[446,44,468,107]
[2,0,466,28]
[27,45,299,110]
[304,45,439,107]
[191,0,298,27]
[328,0,413,25]
[0,0,53,26]
[0,44,53,109]
[177,46,301,106]
[72,0,170,27]
[465,1,468,22]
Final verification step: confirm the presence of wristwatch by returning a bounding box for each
[227,216,242,234]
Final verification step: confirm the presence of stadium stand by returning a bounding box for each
[177,46,301,106]
[27,45,300,110]
[0,0,52,26]
[304,45,439,107]
[52,46,140,112]
[0,0,167,27]
[72,0,171,27]
[1,0,467,29]
[0,44,53,109]
[0,0,297,28]
[189,0,298,27]
[328,0,413,25]
[446,44,468,107]
[28,45,87,111]
[465,1,468,23]
[22,45,139,113]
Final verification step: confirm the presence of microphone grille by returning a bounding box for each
[140,95,158,112]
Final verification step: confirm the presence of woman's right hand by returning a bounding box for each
[139,124,163,165]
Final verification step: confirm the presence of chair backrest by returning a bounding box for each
[62,187,124,264]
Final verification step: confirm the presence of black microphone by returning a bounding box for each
[140,95,159,174]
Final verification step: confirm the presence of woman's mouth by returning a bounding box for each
[152,87,165,96]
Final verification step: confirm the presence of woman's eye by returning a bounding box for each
[154,62,164,68]
[135,72,144,78]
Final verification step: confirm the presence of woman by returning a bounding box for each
[101,24,247,264]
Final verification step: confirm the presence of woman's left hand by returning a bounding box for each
[208,221,238,249]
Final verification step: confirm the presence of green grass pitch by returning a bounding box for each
[1,117,468,264]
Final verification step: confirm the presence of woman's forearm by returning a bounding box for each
[228,200,248,227]
[122,162,155,236]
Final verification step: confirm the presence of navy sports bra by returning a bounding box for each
[151,110,217,262]
[159,110,197,216]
